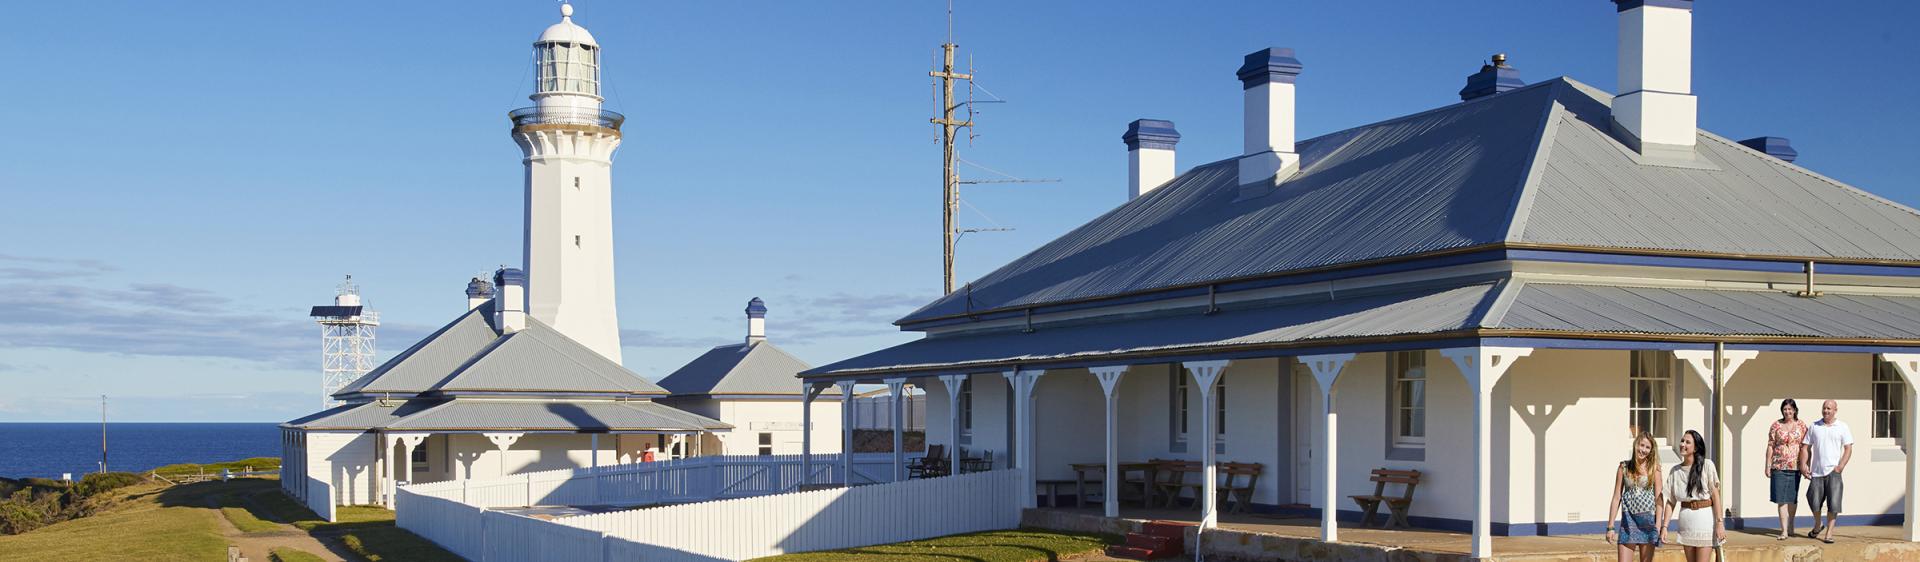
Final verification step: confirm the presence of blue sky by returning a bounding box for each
[1,1,1915,421]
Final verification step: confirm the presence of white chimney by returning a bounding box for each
[493,268,527,333]
[1236,48,1303,189]
[1613,0,1696,156]
[465,276,495,311]
[745,297,767,344]
[1123,119,1180,199]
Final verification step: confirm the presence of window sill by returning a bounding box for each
[1386,445,1425,462]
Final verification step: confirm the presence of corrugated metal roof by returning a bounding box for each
[655,341,835,396]
[1498,282,1920,339]
[334,302,667,397]
[282,399,441,429]
[895,78,1920,326]
[809,283,1495,376]
[433,321,666,395]
[1515,81,1920,259]
[897,83,1557,324]
[385,400,730,431]
[336,302,500,396]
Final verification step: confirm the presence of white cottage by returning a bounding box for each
[280,6,735,510]
[655,298,844,457]
[802,2,1920,558]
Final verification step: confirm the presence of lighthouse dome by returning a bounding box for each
[537,4,597,47]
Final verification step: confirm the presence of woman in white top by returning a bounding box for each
[1666,430,1724,560]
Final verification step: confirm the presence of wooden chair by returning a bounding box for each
[1154,461,1204,509]
[907,444,947,478]
[1350,468,1421,528]
[1216,462,1263,514]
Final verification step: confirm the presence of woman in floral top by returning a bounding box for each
[1766,398,1808,540]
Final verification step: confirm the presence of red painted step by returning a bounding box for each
[1106,520,1194,560]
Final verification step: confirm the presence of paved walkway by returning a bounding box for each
[1027,507,1920,561]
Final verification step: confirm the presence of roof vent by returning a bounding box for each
[1459,54,1524,101]
[745,297,767,344]
[1737,136,1798,163]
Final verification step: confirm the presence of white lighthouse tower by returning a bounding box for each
[510,3,624,363]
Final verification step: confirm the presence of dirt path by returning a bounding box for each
[203,495,357,562]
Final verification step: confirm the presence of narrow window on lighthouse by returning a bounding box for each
[574,235,582,248]
[574,177,580,189]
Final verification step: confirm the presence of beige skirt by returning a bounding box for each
[1675,506,1717,547]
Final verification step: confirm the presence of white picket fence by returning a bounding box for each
[561,469,1021,561]
[401,453,908,509]
[305,477,336,522]
[397,454,1016,562]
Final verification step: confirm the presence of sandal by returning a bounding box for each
[1809,525,1824,539]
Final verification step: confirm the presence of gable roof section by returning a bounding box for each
[336,302,501,396]
[899,81,1560,325]
[897,78,1920,327]
[432,320,667,395]
[657,341,831,396]
[1513,81,1920,259]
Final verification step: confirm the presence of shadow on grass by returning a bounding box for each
[758,528,1119,562]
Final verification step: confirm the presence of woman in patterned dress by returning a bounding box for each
[1607,431,1665,561]
[1766,399,1808,539]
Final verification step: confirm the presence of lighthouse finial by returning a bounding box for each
[560,3,573,19]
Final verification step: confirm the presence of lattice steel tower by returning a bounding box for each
[310,275,378,409]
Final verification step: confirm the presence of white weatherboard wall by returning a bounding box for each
[306,431,377,506]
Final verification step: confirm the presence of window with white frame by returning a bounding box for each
[959,378,974,442]
[1171,366,1190,448]
[1391,351,1427,446]
[757,432,774,456]
[410,441,428,474]
[1628,350,1675,441]
[1215,376,1227,439]
[1875,358,1906,439]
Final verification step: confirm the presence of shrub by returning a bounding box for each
[74,472,145,497]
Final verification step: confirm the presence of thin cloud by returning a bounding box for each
[620,329,718,348]
[0,254,116,281]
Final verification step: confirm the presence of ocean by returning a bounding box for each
[0,423,282,480]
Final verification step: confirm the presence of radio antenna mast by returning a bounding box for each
[928,1,1056,294]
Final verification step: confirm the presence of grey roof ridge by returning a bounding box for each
[423,329,516,393]
[1697,129,1920,221]
[517,319,664,394]
[336,303,494,396]
[1502,81,1571,242]
[1477,278,1526,329]
[1556,75,1920,222]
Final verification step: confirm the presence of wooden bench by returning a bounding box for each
[1216,462,1263,514]
[1154,461,1205,509]
[1350,468,1421,529]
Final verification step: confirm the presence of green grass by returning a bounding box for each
[340,526,466,562]
[150,457,281,478]
[220,505,281,533]
[750,528,1119,562]
[0,482,225,562]
[267,547,325,562]
[292,504,395,532]
[266,548,326,560]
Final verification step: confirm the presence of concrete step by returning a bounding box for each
[1103,544,1178,560]
[1124,533,1174,550]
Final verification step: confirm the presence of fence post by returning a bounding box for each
[525,473,534,507]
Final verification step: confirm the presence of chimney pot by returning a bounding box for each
[493,268,528,333]
[1612,0,1697,156]
[1123,119,1180,199]
[1459,54,1525,101]
[1236,48,1304,192]
[745,297,767,344]
[466,277,495,311]
[1737,136,1798,163]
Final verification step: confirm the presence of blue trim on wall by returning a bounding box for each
[1066,498,1907,538]
[1123,119,1181,151]
[1614,0,1693,11]
[899,246,1920,332]
[1236,48,1303,88]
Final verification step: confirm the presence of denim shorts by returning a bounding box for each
[1770,469,1801,504]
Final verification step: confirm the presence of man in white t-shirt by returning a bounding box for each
[1799,399,1854,543]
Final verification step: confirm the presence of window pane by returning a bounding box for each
[1409,408,1425,437]
[1893,386,1907,411]
[1408,380,1425,408]
[1893,411,1906,439]
[1877,413,1891,438]
[1399,409,1414,437]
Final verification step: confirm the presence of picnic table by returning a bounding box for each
[1069,461,1163,508]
